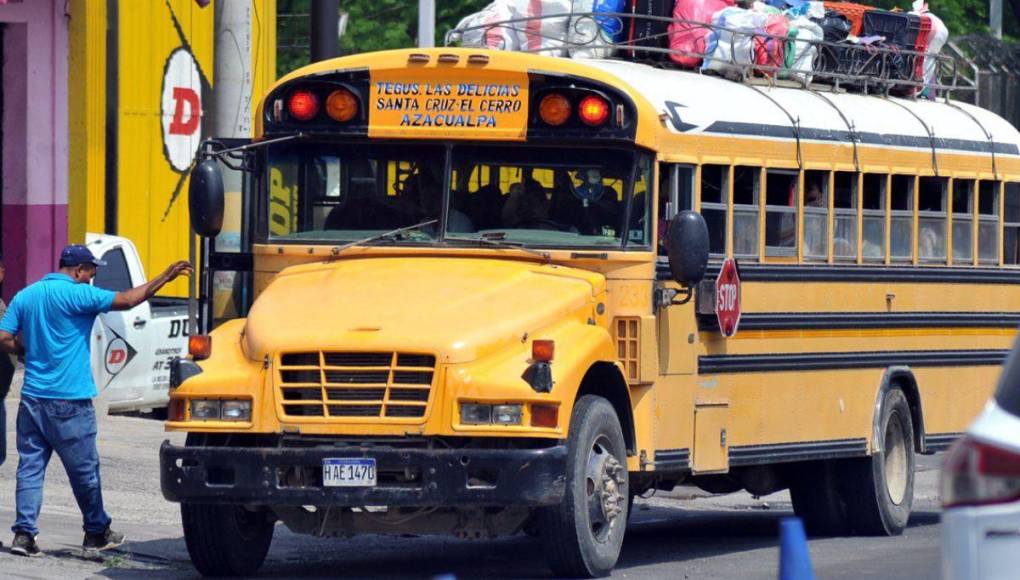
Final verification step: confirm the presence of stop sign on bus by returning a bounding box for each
[715,258,741,338]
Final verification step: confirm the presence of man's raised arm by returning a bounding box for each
[111,261,193,311]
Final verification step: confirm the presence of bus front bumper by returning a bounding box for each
[160,440,567,507]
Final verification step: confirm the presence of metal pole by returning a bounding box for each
[418,0,435,48]
[991,0,1003,39]
[311,0,340,61]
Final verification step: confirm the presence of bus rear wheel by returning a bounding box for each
[840,388,915,535]
[182,503,275,577]
[539,395,629,578]
[789,460,850,536]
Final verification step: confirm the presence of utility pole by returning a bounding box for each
[419,0,435,48]
[991,0,1003,39]
[312,0,340,62]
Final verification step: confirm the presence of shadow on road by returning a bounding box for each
[93,505,942,579]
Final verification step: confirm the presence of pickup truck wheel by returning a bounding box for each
[840,388,915,535]
[539,395,629,578]
[182,503,274,577]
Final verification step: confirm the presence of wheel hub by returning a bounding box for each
[585,439,626,543]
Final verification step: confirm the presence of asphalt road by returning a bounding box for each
[0,370,946,579]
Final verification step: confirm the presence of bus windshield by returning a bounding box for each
[265,143,652,249]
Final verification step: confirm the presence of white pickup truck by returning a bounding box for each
[86,234,189,415]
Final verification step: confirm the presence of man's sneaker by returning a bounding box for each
[82,527,126,552]
[10,532,41,557]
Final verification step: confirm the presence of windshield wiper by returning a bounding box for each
[327,219,438,261]
[447,233,551,262]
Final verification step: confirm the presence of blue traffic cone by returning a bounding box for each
[778,517,815,580]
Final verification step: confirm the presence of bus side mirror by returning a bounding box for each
[666,210,710,286]
[189,159,225,238]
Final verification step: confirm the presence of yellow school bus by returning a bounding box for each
[160,44,1020,577]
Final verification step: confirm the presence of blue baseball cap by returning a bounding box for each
[60,245,106,267]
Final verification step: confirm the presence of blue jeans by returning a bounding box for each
[13,395,111,536]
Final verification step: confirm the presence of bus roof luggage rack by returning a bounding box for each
[445,12,972,100]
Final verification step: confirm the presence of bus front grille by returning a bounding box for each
[277,352,436,420]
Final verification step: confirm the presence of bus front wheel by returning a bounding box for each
[181,503,275,577]
[840,388,915,535]
[539,395,629,578]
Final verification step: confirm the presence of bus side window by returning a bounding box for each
[803,170,829,261]
[658,165,695,256]
[701,165,728,257]
[733,166,759,259]
[952,179,975,263]
[862,174,886,262]
[918,177,948,262]
[834,172,857,261]
[978,181,1000,264]
[890,175,914,262]
[764,170,797,257]
[1005,183,1020,265]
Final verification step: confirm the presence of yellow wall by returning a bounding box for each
[67,1,277,296]
[67,0,107,245]
[116,1,214,297]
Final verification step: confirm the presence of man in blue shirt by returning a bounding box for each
[0,245,190,557]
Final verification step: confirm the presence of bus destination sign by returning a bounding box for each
[368,69,529,141]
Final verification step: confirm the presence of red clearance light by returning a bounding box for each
[532,340,555,362]
[326,89,358,122]
[288,89,319,121]
[578,95,610,127]
[539,94,571,127]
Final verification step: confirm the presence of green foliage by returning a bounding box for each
[278,0,487,76]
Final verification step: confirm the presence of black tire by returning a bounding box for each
[788,460,850,536]
[840,388,915,535]
[182,503,275,577]
[539,395,629,578]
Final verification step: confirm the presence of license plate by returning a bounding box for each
[322,458,377,487]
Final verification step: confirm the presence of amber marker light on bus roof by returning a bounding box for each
[189,335,212,361]
[288,89,319,121]
[539,93,571,126]
[578,95,610,127]
[326,89,358,122]
[532,340,555,362]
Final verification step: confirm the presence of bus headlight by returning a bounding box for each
[191,400,221,420]
[189,400,252,421]
[221,400,252,421]
[460,403,523,426]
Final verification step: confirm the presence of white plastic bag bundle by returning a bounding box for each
[451,2,521,50]
[922,13,948,88]
[702,7,763,78]
[784,17,823,84]
[452,0,572,56]
[515,0,573,56]
[569,0,617,58]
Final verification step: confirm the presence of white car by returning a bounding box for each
[941,338,1020,580]
[86,234,189,414]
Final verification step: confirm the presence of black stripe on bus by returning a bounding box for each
[924,432,963,453]
[699,349,1009,374]
[729,438,869,466]
[701,121,1020,156]
[698,312,1020,332]
[656,260,1020,285]
[653,448,690,471]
